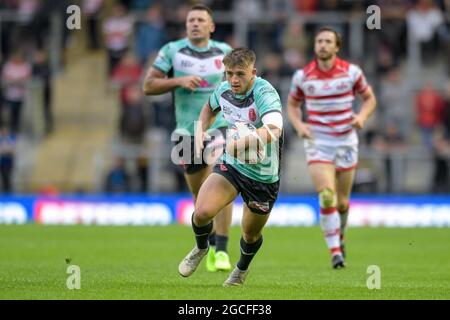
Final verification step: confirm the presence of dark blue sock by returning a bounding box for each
[208,232,216,247]
[237,236,263,271]
[216,235,228,253]
[191,213,213,249]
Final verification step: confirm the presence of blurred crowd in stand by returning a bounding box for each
[1,0,450,194]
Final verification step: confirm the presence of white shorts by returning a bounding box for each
[303,139,358,171]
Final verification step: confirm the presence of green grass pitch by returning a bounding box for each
[0,225,449,299]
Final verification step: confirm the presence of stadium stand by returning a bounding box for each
[1,0,449,194]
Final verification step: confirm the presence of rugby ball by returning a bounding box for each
[228,122,265,164]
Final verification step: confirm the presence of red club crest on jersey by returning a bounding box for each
[214,59,222,69]
[249,108,257,122]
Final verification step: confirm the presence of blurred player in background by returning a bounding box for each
[143,4,233,272]
[178,48,284,286]
[287,27,376,269]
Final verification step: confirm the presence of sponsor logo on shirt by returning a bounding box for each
[222,105,232,115]
[336,82,349,91]
[322,82,332,90]
[181,60,194,68]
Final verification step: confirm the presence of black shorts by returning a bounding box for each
[213,163,280,215]
[174,127,227,175]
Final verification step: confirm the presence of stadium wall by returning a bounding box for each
[1,195,450,227]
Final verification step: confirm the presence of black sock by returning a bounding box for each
[237,236,263,271]
[191,213,213,249]
[216,235,228,253]
[208,232,216,247]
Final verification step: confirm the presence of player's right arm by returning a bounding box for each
[287,95,312,139]
[287,70,312,139]
[142,67,203,95]
[142,42,203,95]
[198,101,219,132]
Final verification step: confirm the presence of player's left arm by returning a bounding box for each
[256,113,283,144]
[243,116,283,159]
[255,84,283,145]
[352,86,377,130]
[229,114,283,157]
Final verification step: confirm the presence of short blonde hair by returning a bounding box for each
[223,48,256,68]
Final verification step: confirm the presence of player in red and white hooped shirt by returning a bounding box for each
[287,27,377,269]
